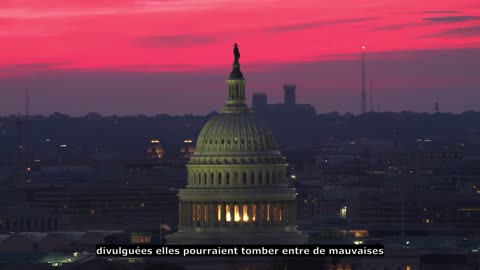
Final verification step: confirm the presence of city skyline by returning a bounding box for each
[0,0,480,115]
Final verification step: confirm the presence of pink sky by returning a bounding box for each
[0,0,479,115]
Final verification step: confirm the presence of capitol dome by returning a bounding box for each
[166,44,305,245]
[194,112,282,155]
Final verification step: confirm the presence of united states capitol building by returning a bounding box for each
[166,44,305,244]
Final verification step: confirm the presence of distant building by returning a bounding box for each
[252,93,268,112]
[284,84,296,105]
[179,139,195,158]
[252,84,316,122]
[146,139,165,159]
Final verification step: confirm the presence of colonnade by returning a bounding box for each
[179,201,296,227]
[189,169,285,186]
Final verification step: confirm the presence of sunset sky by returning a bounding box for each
[0,0,479,115]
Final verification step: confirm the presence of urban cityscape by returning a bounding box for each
[1,0,480,269]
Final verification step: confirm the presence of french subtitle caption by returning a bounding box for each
[96,245,384,257]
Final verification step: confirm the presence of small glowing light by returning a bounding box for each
[26,167,31,171]
[150,139,160,144]
[34,159,41,162]
[362,46,366,50]
[59,144,67,148]
[353,240,363,245]
[290,175,297,179]
[184,139,193,143]
[45,139,51,142]
[73,252,79,257]
[340,206,347,219]
[406,241,410,245]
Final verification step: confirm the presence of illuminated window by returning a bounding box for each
[252,204,257,222]
[226,205,232,222]
[131,234,152,244]
[267,204,270,222]
[340,206,347,219]
[242,204,249,222]
[406,266,411,270]
[234,205,241,222]
[273,206,278,222]
[279,208,282,221]
[204,204,208,223]
[196,205,201,222]
[217,204,222,222]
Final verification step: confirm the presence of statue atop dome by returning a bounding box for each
[229,43,244,79]
[234,43,240,63]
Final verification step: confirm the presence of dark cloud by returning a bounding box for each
[135,34,217,48]
[419,10,461,14]
[0,62,70,76]
[426,26,480,38]
[265,17,378,33]
[373,23,420,31]
[374,13,477,31]
[423,15,480,23]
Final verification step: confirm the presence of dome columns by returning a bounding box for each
[227,79,246,104]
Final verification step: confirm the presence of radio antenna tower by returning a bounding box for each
[361,46,367,114]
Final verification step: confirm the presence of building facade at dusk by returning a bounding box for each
[167,45,305,244]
